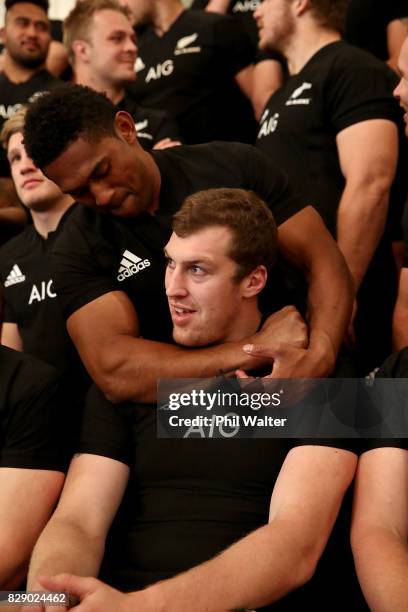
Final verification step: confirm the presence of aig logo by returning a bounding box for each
[28,280,56,305]
[145,60,174,83]
[257,111,280,138]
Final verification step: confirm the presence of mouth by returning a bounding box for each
[22,178,43,189]
[170,304,197,325]
[22,40,41,51]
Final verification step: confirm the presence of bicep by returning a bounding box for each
[53,454,130,538]
[336,119,398,185]
[66,290,140,382]
[252,60,283,119]
[0,468,64,547]
[235,64,254,99]
[1,322,23,351]
[352,447,408,536]
[277,205,340,272]
[269,445,357,543]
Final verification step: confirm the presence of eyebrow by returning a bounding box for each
[164,249,214,265]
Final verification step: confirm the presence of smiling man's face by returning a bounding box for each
[4,2,50,68]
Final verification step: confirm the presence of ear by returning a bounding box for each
[71,39,91,63]
[240,265,267,298]
[293,0,310,17]
[114,111,137,144]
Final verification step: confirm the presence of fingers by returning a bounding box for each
[38,574,96,600]
[243,343,278,359]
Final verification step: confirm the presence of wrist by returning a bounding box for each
[308,332,337,377]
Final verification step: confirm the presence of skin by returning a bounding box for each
[73,10,138,104]
[392,36,408,349]
[1,2,50,75]
[165,227,266,346]
[43,112,161,218]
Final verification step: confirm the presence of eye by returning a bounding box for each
[190,265,206,275]
[93,162,110,179]
[8,153,21,165]
[165,257,175,269]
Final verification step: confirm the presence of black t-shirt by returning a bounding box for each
[51,142,306,335]
[345,0,408,62]
[0,206,90,400]
[78,384,373,610]
[0,70,60,177]
[191,0,261,50]
[0,345,70,472]
[128,10,257,144]
[256,41,406,237]
[117,93,181,150]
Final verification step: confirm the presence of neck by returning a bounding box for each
[152,0,185,36]
[284,26,340,75]
[225,304,262,343]
[31,196,74,238]
[74,67,126,105]
[3,52,44,83]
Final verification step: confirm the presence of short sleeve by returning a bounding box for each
[325,59,399,134]
[51,211,118,319]
[1,358,71,471]
[78,385,133,466]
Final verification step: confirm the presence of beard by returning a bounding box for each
[8,46,48,70]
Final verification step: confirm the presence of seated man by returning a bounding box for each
[0,107,90,412]
[0,345,69,588]
[28,189,363,610]
[64,0,181,151]
[22,84,354,403]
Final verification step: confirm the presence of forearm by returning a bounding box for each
[336,184,389,291]
[305,243,354,374]
[392,304,408,350]
[204,0,230,13]
[352,527,408,612]
[28,519,104,589]
[98,336,258,403]
[137,522,316,612]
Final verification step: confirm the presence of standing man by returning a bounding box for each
[63,0,181,151]
[0,0,60,243]
[23,84,354,403]
[124,0,257,144]
[393,34,408,350]
[255,0,407,374]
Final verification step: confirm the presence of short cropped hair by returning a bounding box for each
[24,84,118,170]
[1,107,27,150]
[5,0,48,12]
[173,188,278,281]
[309,0,348,33]
[64,0,131,64]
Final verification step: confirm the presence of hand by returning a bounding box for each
[153,138,182,150]
[239,339,334,379]
[24,581,68,612]
[31,575,135,612]
[254,305,309,350]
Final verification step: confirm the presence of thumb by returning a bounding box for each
[243,344,279,359]
[38,573,96,600]
[235,369,249,378]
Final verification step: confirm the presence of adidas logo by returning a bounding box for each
[117,250,151,282]
[4,264,26,287]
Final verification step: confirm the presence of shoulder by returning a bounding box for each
[0,226,36,263]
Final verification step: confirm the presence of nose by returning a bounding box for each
[25,22,38,38]
[165,266,188,298]
[393,79,402,100]
[20,152,37,175]
[90,182,115,207]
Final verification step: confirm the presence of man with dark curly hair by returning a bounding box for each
[23,84,354,404]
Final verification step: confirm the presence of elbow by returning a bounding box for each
[91,354,144,404]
